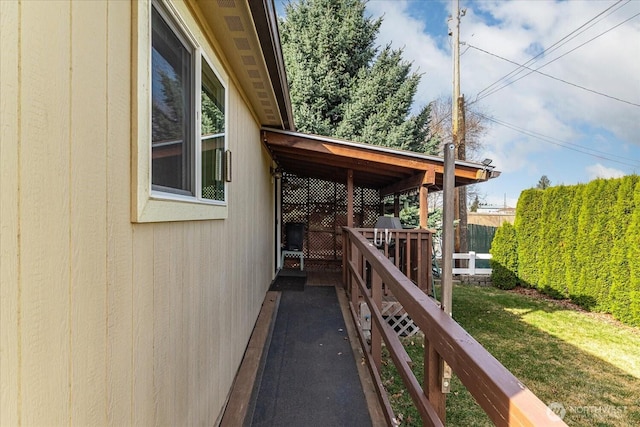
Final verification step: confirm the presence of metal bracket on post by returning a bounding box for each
[441,360,452,393]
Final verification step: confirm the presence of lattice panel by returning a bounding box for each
[309,179,336,203]
[309,202,335,229]
[282,204,306,226]
[382,302,421,337]
[281,172,381,268]
[360,302,421,339]
[361,187,380,227]
[282,174,308,204]
[336,182,347,204]
[307,230,335,260]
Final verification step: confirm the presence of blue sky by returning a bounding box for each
[276,0,640,207]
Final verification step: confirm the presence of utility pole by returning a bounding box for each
[457,96,468,265]
[442,0,461,318]
[437,0,462,401]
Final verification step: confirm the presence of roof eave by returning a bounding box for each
[248,1,295,130]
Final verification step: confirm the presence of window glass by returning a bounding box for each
[151,5,193,194]
[201,59,226,201]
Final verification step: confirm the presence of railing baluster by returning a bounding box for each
[371,269,382,371]
[405,232,411,279]
[394,231,401,269]
[417,231,423,291]
[350,237,360,310]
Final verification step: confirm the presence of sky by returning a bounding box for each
[276,0,640,208]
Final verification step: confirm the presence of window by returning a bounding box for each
[200,60,226,202]
[137,0,227,220]
[133,0,230,222]
[151,4,194,195]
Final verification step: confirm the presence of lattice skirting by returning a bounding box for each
[360,301,421,339]
[382,301,421,337]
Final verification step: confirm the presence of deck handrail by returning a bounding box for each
[342,227,565,427]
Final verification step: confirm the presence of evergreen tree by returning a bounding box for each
[562,183,585,297]
[470,195,480,212]
[280,0,435,153]
[539,186,572,297]
[490,222,518,290]
[608,176,638,323]
[514,189,544,286]
[152,71,184,142]
[536,175,551,189]
[626,179,640,325]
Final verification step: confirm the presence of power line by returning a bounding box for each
[477,113,640,169]
[471,11,640,106]
[476,0,631,99]
[468,43,640,107]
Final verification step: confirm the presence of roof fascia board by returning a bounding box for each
[263,127,494,171]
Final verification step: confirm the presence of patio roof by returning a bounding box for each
[262,128,500,197]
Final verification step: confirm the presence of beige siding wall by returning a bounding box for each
[0,1,275,424]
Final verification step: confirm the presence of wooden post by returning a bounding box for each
[347,169,354,227]
[425,340,446,423]
[394,194,400,217]
[419,170,433,229]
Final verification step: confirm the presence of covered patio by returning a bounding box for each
[262,128,500,271]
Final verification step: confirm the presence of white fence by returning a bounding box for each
[452,251,492,275]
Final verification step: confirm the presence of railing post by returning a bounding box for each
[424,340,446,423]
[469,251,476,275]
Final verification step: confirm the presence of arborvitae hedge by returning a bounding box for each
[514,189,544,286]
[490,222,518,289]
[505,175,639,326]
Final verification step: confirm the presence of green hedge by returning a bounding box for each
[504,175,640,326]
[490,222,518,289]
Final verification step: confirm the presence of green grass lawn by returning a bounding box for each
[381,285,640,426]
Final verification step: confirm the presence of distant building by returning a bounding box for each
[468,206,515,227]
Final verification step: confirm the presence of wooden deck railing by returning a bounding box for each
[344,228,433,295]
[342,227,565,427]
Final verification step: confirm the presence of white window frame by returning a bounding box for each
[132,0,229,222]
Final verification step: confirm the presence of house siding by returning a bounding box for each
[0,0,275,424]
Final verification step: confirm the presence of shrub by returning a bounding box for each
[490,222,518,290]
[514,190,543,286]
[511,175,640,326]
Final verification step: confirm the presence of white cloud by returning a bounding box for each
[367,1,451,105]
[366,0,640,199]
[586,163,626,180]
